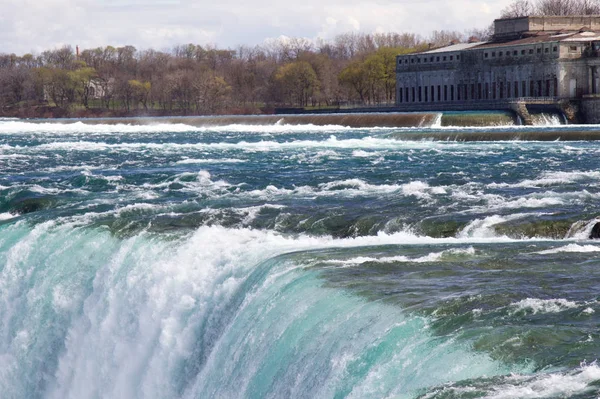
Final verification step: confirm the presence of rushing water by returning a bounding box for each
[1,118,600,399]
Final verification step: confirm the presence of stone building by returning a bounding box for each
[395,16,600,120]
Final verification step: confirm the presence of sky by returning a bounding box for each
[1,0,514,55]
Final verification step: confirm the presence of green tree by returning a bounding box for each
[128,79,151,110]
[274,61,320,106]
[68,66,97,108]
[338,61,368,103]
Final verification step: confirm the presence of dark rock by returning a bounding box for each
[590,222,600,239]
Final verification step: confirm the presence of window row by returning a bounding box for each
[397,79,559,103]
[400,54,460,64]
[483,46,557,59]
[398,45,560,65]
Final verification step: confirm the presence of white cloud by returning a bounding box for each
[0,0,515,54]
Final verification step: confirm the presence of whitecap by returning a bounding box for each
[536,244,600,254]
[510,298,579,314]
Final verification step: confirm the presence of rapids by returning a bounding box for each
[1,118,600,398]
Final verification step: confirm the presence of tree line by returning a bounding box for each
[502,0,600,17]
[0,29,490,117]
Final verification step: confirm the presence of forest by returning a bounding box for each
[0,0,598,117]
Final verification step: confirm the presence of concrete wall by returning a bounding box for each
[530,16,600,32]
[494,17,531,38]
[559,42,584,59]
[580,96,600,122]
[494,16,600,40]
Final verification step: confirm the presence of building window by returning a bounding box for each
[499,51,503,56]
[411,59,415,63]
[437,85,441,101]
[514,81,519,97]
[485,53,488,58]
[530,80,535,97]
[405,59,408,64]
[444,85,448,101]
[522,81,527,96]
[431,86,435,101]
[553,46,557,52]
[425,86,428,102]
[430,56,434,62]
[418,86,422,102]
[437,56,440,61]
[424,58,427,63]
[545,47,549,53]
[457,55,460,60]
[569,46,578,52]
[492,51,496,57]
[417,58,421,63]
[412,87,416,102]
[450,55,453,60]
[529,49,533,54]
[443,56,447,61]
[537,48,541,54]
[513,50,518,55]
[521,49,526,55]
[399,88,403,103]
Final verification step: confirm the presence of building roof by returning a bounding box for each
[406,29,600,56]
[420,42,486,54]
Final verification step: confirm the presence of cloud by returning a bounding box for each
[0,0,514,54]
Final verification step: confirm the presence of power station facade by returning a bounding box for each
[395,16,600,121]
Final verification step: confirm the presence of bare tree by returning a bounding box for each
[501,0,534,17]
[537,0,576,15]
[574,0,600,14]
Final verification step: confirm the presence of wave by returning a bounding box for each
[489,170,600,189]
[424,362,600,399]
[0,222,524,399]
[0,120,365,135]
[536,243,600,254]
[0,212,15,221]
[175,158,246,164]
[509,298,580,315]
[326,247,476,266]
[0,136,440,153]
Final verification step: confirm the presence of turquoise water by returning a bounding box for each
[1,119,600,398]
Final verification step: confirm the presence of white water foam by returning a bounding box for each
[489,170,600,189]
[536,244,600,254]
[483,362,600,399]
[327,247,476,266]
[0,120,359,136]
[0,222,526,399]
[0,213,15,221]
[510,298,579,314]
[458,214,525,239]
[175,158,246,164]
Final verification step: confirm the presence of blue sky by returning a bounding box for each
[1,0,513,54]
